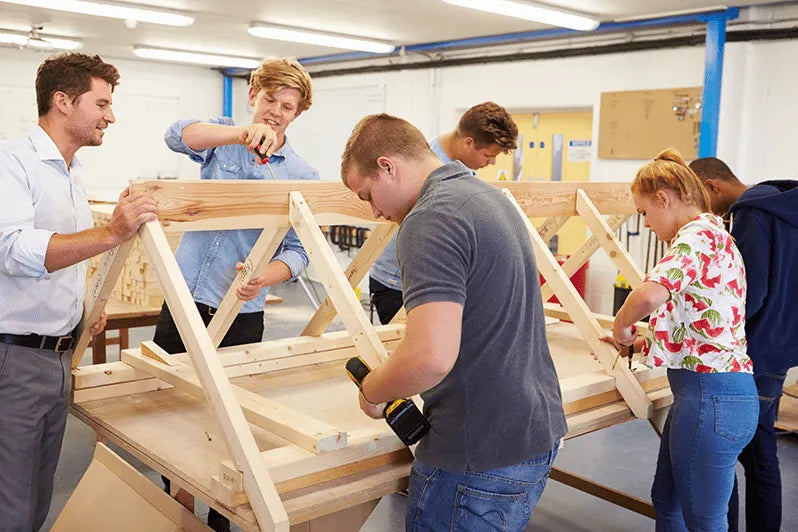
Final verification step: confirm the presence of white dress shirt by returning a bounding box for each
[0,125,93,336]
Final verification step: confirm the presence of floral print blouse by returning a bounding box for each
[641,213,753,373]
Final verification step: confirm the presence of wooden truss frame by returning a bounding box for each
[70,180,671,531]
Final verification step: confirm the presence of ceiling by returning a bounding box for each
[0,1,790,65]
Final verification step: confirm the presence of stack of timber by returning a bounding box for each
[87,204,182,308]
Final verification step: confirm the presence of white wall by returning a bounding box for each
[0,48,222,199]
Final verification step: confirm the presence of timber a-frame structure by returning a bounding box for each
[67,180,671,530]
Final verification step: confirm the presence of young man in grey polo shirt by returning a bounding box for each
[342,113,566,531]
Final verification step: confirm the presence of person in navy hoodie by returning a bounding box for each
[690,157,798,532]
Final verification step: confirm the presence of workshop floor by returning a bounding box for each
[45,279,798,531]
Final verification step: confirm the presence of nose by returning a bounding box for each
[105,107,116,124]
[487,157,496,165]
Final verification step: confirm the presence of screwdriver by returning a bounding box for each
[611,324,637,370]
[253,139,277,180]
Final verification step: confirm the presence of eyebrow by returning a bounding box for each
[97,98,110,104]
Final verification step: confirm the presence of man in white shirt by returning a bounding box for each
[0,52,156,530]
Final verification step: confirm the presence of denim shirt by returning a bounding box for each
[369,136,454,290]
[164,117,320,313]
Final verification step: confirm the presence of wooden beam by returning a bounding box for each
[550,467,655,518]
[540,214,628,303]
[141,341,179,366]
[543,302,648,335]
[536,216,570,244]
[121,349,347,454]
[207,226,288,347]
[289,191,389,368]
[72,239,134,367]
[138,220,287,532]
[302,223,397,337]
[502,189,652,419]
[129,180,635,231]
[576,190,644,287]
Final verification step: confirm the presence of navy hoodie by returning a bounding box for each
[729,180,798,375]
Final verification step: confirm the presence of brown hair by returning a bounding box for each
[455,102,518,152]
[688,157,740,183]
[36,52,120,116]
[340,113,435,185]
[250,57,313,113]
[632,149,711,212]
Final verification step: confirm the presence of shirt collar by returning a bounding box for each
[269,136,295,162]
[28,125,83,172]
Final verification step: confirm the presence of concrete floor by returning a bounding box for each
[44,278,798,531]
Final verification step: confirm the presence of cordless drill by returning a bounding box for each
[345,357,430,446]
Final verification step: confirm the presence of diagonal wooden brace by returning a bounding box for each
[207,226,289,348]
[503,189,652,419]
[289,191,389,368]
[302,223,397,337]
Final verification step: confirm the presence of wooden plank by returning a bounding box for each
[543,302,649,335]
[550,467,655,519]
[503,189,652,419]
[540,214,628,303]
[289,191,388,368]
[499,182,636,217]
[576,189,644,287]
[73,377,171,403]
[282,462,411,525]
[207,226,289,348]
[129,180,635,231]
[536,216,570,244]
[302,223,397,337]
[141,341,179,366]
[72,239,135,367]
[138,220,287,532]
[52,443,211,531]
[73,327,404,391]
[122,349,347,454]
[218,431,405,501]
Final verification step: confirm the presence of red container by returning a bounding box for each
[539,255,588,304]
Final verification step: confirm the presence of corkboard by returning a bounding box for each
[598,87,702,160]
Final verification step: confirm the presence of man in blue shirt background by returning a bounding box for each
[369,102,518,324]
[0,52,157,531]
[153,56,319,532]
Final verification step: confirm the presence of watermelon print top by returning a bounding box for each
[640,213,753,374]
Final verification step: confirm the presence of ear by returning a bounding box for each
[655,189,671,208]
[703,179,719,194]
[51,91,71,115]
[463,136,476,150]
[248,86,258,107]
[375,155,396,178]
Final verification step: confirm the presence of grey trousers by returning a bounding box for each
[0,343,70,532]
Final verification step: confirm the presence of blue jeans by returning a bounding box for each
[405,442,559,531]
[653,369,758,532]
[728,370,788,532]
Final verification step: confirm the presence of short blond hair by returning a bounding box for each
[340,114,435,185]
[632,149,711,212]
[249,57,312,112]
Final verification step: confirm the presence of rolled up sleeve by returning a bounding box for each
[164,117,234,164]
[0,152,54,278]
[272,228,309,279]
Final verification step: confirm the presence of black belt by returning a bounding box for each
[0,329,77,352]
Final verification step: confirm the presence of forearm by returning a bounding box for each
[44,226,119,272]
[616,281,669,330]
[181,122,243,151]
[362,340,448,403]
[261,259,291,286]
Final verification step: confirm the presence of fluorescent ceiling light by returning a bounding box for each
[248,24,395,54]
[441,0,599,31]
[0,29,82,50]
[133,46,260,69]
[0,0,194,27]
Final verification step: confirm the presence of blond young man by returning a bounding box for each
[154,57,318,531]
[369,102,518,323]
[343,114,565,531]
